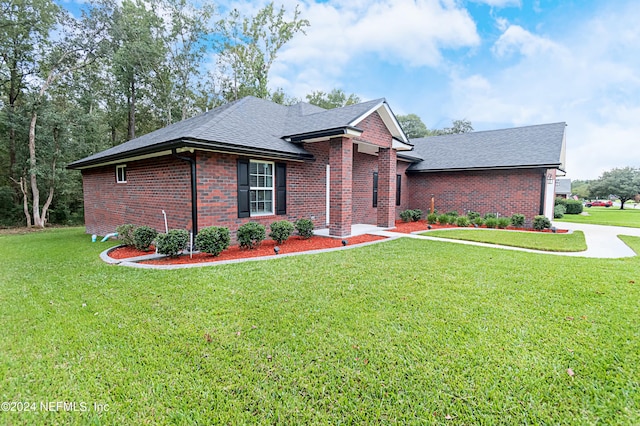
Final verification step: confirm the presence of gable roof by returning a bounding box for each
[404,122,567,173]
[68,96,410,169]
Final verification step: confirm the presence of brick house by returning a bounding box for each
[68,96,566,238]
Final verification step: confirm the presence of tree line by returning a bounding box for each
[0,0,463,228]
[571,167,640,209]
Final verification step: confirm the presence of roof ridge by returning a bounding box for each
[188,97,253,137]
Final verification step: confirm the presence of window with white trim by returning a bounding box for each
[116,165,127,183]
[249,160,274,215]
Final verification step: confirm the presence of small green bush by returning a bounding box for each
[484,213,497,220]
[467,211,481,221]
[484,217,498,228]
[237,222,266,249]
[156,229,189,257]
[472,217,484,227]
[426,213,438,224]
[455,216,470,227]
[555,197,568,207]
[533,215,551,231]
[446,210,459,217]
[294,218,314,239]
[411,209,423,221]
[400,210,414,222]
[133,226,157,251]
[116,224,135,246]
[437,214,453,225]
[497,217,511,229]
[510,214,526,228]
[269,220,295,245]
[195,226,230,256]
[554,204,566,219]
[565,199,583,214]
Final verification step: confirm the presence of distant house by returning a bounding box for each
[555,178,572,199]
[68,96,567,238]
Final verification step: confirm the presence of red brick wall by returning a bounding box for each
[377,148,397,227]
[354,112,394,148]
[407,168,545,221]
[352,150,378,224]
[81,156,192,237]
[329,137,353,236]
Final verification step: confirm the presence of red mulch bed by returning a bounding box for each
[392,220,568,233]
[109,245,156,259]
[108,235,387,265]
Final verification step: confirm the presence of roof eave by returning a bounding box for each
[284,126,363,143]
[407,163,562,173]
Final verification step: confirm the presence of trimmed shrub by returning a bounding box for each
[446,210,459,217]
[467,211,481,221]
[294,218,314,239]
[455,216,470,227]
[195,226,230,256]
[133,226,157,251]
[565,199,583,214]
[411,209,423,221]
[497,217,510,229]
[533,215,551,231]
[554,204,566,219]
[472,217,484,227]
[400,209,414,222]
[437,214,453,225]
[269,220,295,244]
[116,224,135,246]
[156,229,189,257]
[426,213,438,224]
[555,197,568,207]
[484,217,498,228]
[510,214,525,228]
[484,212,497,220]
[237,222,266,249]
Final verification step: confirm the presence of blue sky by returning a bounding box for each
[60,0,640,180]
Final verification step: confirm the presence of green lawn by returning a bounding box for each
[422,229,587,252]
[557,206,640,228]
[1,228,639,424]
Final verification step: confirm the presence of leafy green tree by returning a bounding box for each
[589,167,640,210]
[436,119,473,135]
[305,89,360,109]
[570,179,591,199]
[396,113,434,138]
[216,3,309,102]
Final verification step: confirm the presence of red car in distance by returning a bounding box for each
[585,200,613,207]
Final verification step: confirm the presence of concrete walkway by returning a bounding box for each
[371,222,640,259]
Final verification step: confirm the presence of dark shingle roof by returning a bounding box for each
[405,122,566,172]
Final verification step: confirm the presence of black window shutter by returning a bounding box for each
[373,172,378,208]
[276,162,286,215]
[237,159,250,218]
[396,174,402,206]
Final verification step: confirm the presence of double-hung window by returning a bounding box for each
[249,160,274,215]
[116,165,127,183]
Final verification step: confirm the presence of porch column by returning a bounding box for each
[377,147,396,228]
[329,137,353,237]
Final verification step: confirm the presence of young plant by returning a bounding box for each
[484,217,498,228]
[533,215,551,231]
[497,217,511,229]
[554,204,566,219]
[437,214,452,225]
[116,224,135,246]
[472,217,484,227]
[269,220,295,245]
[294,218,314,239]
[195,226,230,256]
[510,214,526,228]
[426,213,438,224]
[466,211,481,221]
[411,209,423,221]
[400,209,414,223]
[237,222,266,249]
[156,229,189,257]
[455,216,470,227]
[133,226,158,251]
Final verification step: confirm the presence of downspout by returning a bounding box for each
[172,149,198,236]
[539,170,546,216]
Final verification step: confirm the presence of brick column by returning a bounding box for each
[329,137,353,237]
[377,147,396,228]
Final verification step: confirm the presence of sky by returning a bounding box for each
[62,0,640,180]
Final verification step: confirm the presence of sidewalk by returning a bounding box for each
[372,222,640,259]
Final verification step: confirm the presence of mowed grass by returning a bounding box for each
[422,229,587,252]
[556,206,640,228]
[1,228,639,424]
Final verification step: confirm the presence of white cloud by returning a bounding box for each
[492,24,564,58]
[272,0,480,97]
[471,0,521,7]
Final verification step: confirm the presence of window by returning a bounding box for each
[396,174,402,206]
[116,165,127,183]
[372,172,378,207]
[249,160,274,215]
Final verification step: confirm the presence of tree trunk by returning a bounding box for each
[28,110,44,227]
[128,79,136,140]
